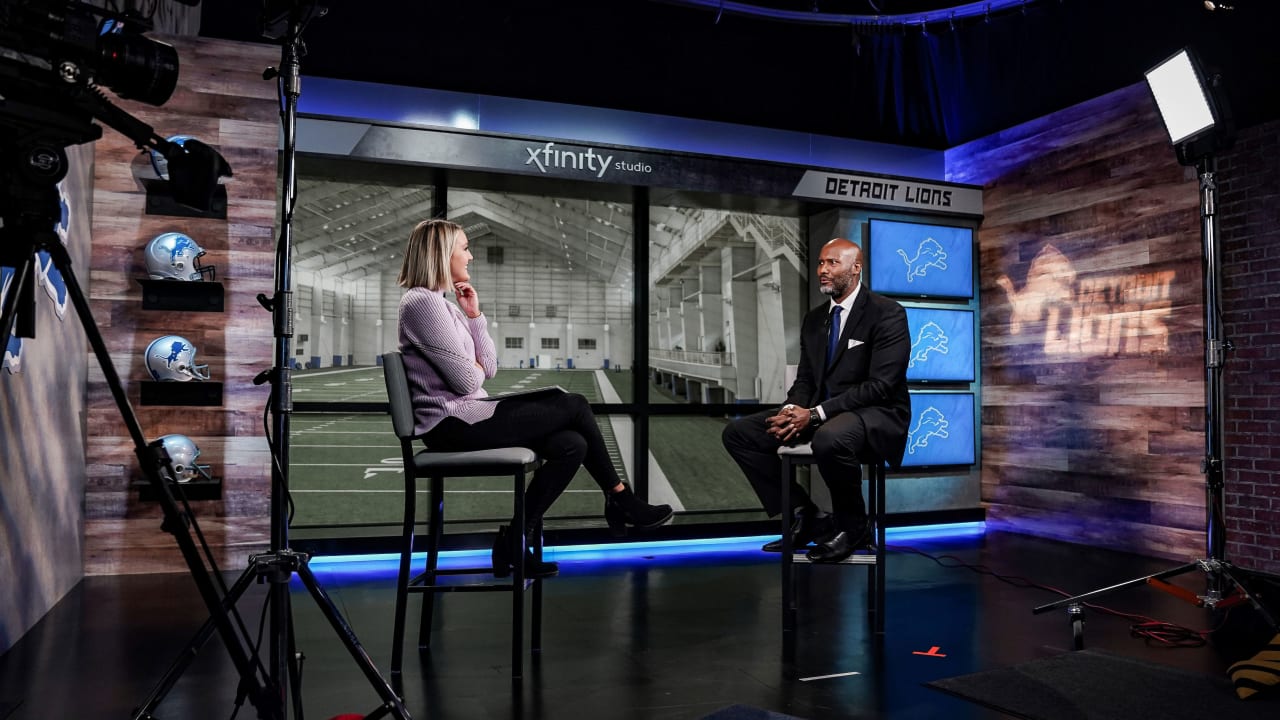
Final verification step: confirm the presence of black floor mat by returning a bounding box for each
[926,649,1280,720]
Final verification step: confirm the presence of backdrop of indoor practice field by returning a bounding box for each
[289,366,760,530]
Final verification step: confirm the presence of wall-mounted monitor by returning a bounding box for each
[869,218,974,299]
[901,391,976,468]
[905,307,976,383]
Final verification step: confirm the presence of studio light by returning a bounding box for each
[1037,46,1255,638]
[1144,47,1234,166]
[1145,49,1215,145]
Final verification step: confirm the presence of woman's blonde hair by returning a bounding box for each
[398,218,463,291]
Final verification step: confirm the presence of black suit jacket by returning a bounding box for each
[786,286,912,468]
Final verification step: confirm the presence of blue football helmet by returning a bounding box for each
[157,434,212,483]
[145,335,211,381]
[145,231,215,281]
[149,135,194,180]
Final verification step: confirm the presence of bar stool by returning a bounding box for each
[381,351,546,686]
[777,443,887,656]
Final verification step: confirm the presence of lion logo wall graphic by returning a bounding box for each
[2,181,72,374]
[907,406,950,455]
[909,321,949,368]
[994,244,1075,336]
[896,237,948,282]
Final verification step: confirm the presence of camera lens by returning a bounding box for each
[97,30,179,106]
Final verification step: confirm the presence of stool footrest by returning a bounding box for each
[789,553,878,565]
[413,566,496,579]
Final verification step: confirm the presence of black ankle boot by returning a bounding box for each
[604,484,674,537]
[492,525,558,578]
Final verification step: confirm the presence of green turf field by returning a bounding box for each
[289,366,761,530]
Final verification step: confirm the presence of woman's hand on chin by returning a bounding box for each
[454,282,481,318]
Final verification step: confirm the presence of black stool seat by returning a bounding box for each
[381,351,546,687]
[777,442,888,656]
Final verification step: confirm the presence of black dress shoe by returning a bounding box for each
[762,514,835,552]
[806,522,872,563]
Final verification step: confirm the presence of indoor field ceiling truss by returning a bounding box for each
[291,179,637,285]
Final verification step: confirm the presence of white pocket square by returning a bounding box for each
[847,339,864,349]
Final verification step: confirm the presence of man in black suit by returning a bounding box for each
[722,238,911,563]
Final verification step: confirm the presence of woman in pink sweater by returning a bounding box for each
[398,219,673,577]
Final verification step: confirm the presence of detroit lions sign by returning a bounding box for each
[791,170,983,217]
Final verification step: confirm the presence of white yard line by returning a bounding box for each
[296,366,380,378]
[291,489,600,494]
[594,370,685,512]
[290,444,399,449]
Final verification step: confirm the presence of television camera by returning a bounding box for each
[0,0,230,213]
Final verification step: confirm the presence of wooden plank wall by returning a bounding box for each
[86,36,279,575]
[947,83,1208,560]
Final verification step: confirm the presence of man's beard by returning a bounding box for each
[820,271,853,297]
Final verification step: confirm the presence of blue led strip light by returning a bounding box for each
[309,522,986,572]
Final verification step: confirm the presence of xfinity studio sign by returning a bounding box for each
[525,142,614,178]
[522,141,654,180]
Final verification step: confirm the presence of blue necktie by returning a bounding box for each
[826,305,843,369]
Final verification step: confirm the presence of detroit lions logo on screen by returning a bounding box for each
[907,406,950,455]
[897,237,948,283]
[2,181,72,374]
[909,321,949,368]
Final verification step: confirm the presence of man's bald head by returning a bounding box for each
[816,238,863,301]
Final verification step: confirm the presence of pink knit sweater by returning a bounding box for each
[398,287,498,436]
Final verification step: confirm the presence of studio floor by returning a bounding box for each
[0,529,1262,719]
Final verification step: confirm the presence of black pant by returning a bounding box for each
[423,392,620,522]
[721,409,869,531]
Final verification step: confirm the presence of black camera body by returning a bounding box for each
[0,0,178,106]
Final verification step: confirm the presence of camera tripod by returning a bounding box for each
[0,21,410,720]
[1032,156,1278,649]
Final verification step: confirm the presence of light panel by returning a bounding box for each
[1145,49,1216,145]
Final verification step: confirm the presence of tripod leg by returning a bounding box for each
[41,241,279,719]
[132,565,266,719]
[1217,564,1280,633]
[1033,562,1202,615]
[294,560,413,719]
[0,252,36,352]
[287,606,306,719]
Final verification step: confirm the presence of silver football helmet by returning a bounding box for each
[145,335,211,381]
[145,232,214,281]
[157,434,212,483]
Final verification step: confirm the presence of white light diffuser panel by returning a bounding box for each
[1145,49,1216,145]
